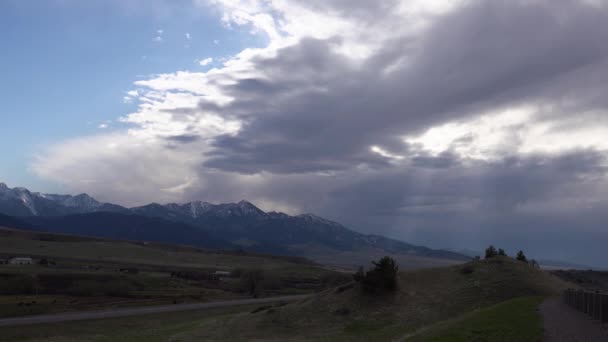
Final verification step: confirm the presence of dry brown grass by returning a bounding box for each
[182,256,568,341]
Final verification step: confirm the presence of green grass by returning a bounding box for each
[406,296,544,342]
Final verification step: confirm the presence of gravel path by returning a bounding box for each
[540,297,608,342]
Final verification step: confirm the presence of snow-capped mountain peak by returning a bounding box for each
[0,183,123,216]
[62,193,101,210]
[236,200,264,214]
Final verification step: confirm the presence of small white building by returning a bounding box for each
[214,270,231,277]
[8,257,33,265]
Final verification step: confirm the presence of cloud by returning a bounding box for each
[185,32,191,40]
[123,89,141,103]
[32,0,608,265]
[198,57,213,66]
[154,28,164,42]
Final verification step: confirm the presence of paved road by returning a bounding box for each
[0,295,309,327]
[540,297,608,341]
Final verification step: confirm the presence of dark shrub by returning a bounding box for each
[460,264,474,274]
[485,245,498,259]
[354,256,399,294]
[497,248,507,256]
[516,250,528,263]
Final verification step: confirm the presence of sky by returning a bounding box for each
[2,0,608,266]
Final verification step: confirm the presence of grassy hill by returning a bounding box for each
[184,256,568,341]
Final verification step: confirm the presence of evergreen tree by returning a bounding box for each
[516,250,528,263]
[354,256,399,294]
[485,245,498,259]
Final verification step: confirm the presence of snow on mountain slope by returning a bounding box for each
[0,183,126,216]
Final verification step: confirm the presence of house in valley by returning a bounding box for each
[8,257,33,265]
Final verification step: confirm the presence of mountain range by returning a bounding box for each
[0,182,469,267]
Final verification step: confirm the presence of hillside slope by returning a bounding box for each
[23,212,234,250]
[184,257,568,341]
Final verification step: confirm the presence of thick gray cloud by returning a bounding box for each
[33,0,608,266]
[203,0,608,174]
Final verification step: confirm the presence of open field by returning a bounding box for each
[0,227,314,270]
[0,227,349,318]
[0,303,265,342]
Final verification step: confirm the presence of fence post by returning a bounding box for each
[580,290,585,312]
[581,291,587,313]
[589,292,595,318]
[591,292,596,318]
[600,295,608,323]
[594,292,601,320]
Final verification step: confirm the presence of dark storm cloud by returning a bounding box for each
[184,0,608,265]
[319,150,608,266]
[203,0,608,174]
[166,134,201,144]
[328,150,607,217]
[193,148,608,265]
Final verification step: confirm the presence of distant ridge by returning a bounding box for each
[0,182,470,265]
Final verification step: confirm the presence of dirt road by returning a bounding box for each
[0,295,309,327]
[540,297,608,341]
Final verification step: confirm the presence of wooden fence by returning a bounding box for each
[563,289,608,323]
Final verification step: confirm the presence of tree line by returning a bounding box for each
[483,245,539,268]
